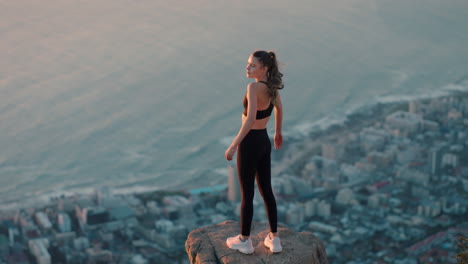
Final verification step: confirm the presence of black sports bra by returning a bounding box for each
[242,81,274,119]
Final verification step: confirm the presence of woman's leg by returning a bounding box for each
[237,140,257,237]
[256,137,278,234]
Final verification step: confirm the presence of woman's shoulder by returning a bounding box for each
[246,81,267,91]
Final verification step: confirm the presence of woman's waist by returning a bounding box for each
[248,127,268,133]
[244,127,269,139]
[241,115,270,130]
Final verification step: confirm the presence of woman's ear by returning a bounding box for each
[262,65,268,75]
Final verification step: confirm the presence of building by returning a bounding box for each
[385,111,423,137]
[162,195,193,219]
[155,219,173,233]
[73,237,90,251]
[441,152,459,169]
[395,142,423,165]
[335,188,357,206]
[421,119,439,131]
[86,248,112,263]
[285,205,304,226]
[146,200,161,215]
[441,197,467,215]
[1,219,18,246]
[136,226,176,249]
[354,158,377,174]
[16,209,35,230]
[28,238,51,264]
[367,150,394,168]
[321,138,345,161]
[304,199,318,218]
[316,200,332,219]
[95,185,113,206]
[272,177,295,196]
[397,167,430,187]
[7,251,29,264]
[428,144,447,176]
[55,232,76,246]
[359,127,390,152]
[304,199,331,219]
[368,194,381,208]
[340,163,364,184]
[321,159,341,186]
[57,212,72,233]
[309,221,337,233]
[463,178,468,192]
[0,235,9,260]
[16,209,40,239]
[417,201,442,218]
[84,207,110,226]
[227,163,241,202]
[35,212,52,231]
[409,100,421,114]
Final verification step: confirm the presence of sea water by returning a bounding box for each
[1,0,468,207]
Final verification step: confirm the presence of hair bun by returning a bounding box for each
[269,52,275,59]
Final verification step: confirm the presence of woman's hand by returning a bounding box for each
[225,145,237,161]
[274,132,283,149]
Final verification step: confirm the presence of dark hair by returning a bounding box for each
[252,50,284,105]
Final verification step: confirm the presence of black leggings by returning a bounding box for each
[237,128,277,236]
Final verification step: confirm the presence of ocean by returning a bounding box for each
[1,0,468,208]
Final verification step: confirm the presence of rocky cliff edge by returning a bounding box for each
[185,220,329,264]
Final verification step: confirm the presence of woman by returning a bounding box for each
[224,50,284,254]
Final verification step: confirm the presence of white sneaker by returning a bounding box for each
[264,233,282,253]
[226,234,254,254]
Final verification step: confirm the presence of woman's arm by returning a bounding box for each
[225,83,258,160]
[274,91,283,149]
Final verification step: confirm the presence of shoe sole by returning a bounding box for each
[237,248,254,254]
[228,245,254,254]
[264,243,282,253]
[227,242,254,254]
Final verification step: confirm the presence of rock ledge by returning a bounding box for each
[185,220,329,264]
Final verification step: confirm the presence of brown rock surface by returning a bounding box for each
[185,220,329,264]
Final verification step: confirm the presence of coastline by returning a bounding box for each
[273,79,468,177]
[2,80,468,214]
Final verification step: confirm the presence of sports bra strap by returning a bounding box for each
[242,81,273,119]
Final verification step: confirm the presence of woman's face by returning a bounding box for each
[246,54,267,79]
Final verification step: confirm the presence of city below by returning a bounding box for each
[1,90,468,264]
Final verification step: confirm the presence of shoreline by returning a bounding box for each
[2,81,468,214]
